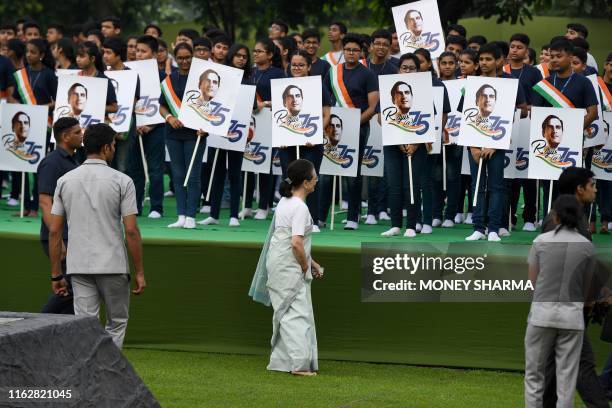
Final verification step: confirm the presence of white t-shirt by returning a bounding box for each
[527,227,595,331]
[274,196,312,236]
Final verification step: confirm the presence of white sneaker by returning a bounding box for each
[498,228,511,237]
[464,213,473,224]
[432,219,442,227]
[421,224,433,234]
[148,210,162,219]
[416,223,422,232]
[312,225,320,233]
[465,231,486,241]
[608,222,612,230]
[488,232,501,242]
[183,217,196,229]
[6,198,18,206]
[381,227,401,237]
[198,216,218,225]
[229,217,240,227]
[239,208,253,219]
[361,201,368,208]
[341,200,348,210]
[454,213,464,224]
[164,190,174,197]
[365,214,377,225]
[522,222,536,232]
[254,209,268,220]
[442,219,455,228]
[344,221,358,230]
[199,205,211,214]
[168,215,185,228]
[404,228,417,238]
[378,211,391,221]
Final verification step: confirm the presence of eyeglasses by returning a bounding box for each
[343,48,361,54]
[235,53,248,59]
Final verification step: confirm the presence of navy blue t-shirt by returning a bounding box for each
[433,76,451,114]
[0,55,15,96]
[507,64,542,105]
[251,66,286,101]
[159,71,196,140]
[310,58,331,78]
[532,72,599,109]
[324,63,378,112]
[366,59,398,76]
[13,66,58,105]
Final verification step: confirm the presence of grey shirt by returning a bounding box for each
[51,159,138,275]
[527,227,595,330]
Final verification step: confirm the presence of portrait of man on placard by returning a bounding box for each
[325,113,343,148]
[475,84,497,122]
[391,81,413,117]
[282,85,303,118]
[198,69,220,104]
[542,114,564,149]
[404,9,424,40]
[2,111,34,161]
[67,82,88,119]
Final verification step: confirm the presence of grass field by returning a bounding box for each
[125,348,595,407]
[159,16,610,69]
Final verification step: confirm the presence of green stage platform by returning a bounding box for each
[1,198,610,371]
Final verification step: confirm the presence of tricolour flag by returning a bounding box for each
[13,68,37,105]
[533,80,575,108]
[161,76,181,117]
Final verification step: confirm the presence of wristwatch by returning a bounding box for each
[50,275,64,282]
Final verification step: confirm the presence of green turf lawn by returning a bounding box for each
[125,349,593,407]
[159,16,610,67]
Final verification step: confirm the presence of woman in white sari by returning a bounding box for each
[249,159,324,376]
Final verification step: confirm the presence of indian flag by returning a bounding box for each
[329,65,355,108]
[13,68,37,105]
[533,80,575,108]
[161,76,181,117]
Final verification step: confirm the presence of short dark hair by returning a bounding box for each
[86,29,103,43]
[540,43,550,51]
[329,113,343,127]
[178,28,199,42]
[211,34,232,47]
[549,39,573,54]
[55,38,76,63]
[102,37,127,61]
[330,21,347,35]
[571,47,587,64]
[11,111,30,128]
[371,28,392,43]
[68,82,87,99]
[447,24,467,38]
[301,28,320,43]
[144,24,162,37]
[0,21,16,32]
[399,53,420,70]
[478,43,502,60]
[390,81,412,100]
[22,21,41,33]
[173,42,193,56]
[571,37,590,52]
[137,35,158,53]
[47,23,65,35]
[204,28,226,39]
[558,167,594,195]
[289,49,312,66]
[552,194,582,229]
[475,84,497,102]
[491,41,509,58]
[193,37,212,49]
[542,114,564,134]
[270,19,289,34]
[83,123,116,155]
[342,33,363,48]
[446,35,467,49]
[510,33,530,46]
[100,16,120,29]
[567,23,588,38]
[527,47,536,64]
[7,39,25,59]
[282,85,303,102]
[53,117,80,140]
[467,35,487,46]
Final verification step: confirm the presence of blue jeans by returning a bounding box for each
[166,136,206,218]
[347,124,370,222]
[129,125,165,214]
[385,144,427,229]
[468,149,505,234]
[279,145,324,224]
[208,148,242,219]
[417,153,435,226]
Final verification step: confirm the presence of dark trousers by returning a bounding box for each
[347,124,370,222]
[543,320,609,408]
[367,176,387,216]
[209,148,243,219]
[278,145,324,224]
[432,145,463,221]
[469,149,505,234]
[11,172,38,211]
[129,125,165,214]
[40,240,73,315]
[245,168,275,211]
[511,178,537,224]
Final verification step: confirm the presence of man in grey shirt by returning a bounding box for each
[49,123,146,349]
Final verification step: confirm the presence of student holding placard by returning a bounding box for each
[242,38,285,220]
[458,43,526,242]
[160,43,208,230]
[505,33,543,231]
[12,38,57,217]
[276,50,331,230]
[127,35,167,218]
[103,37,140,174]
[323,33,379,230]
[531,39,599,215]
[201,44,254,227]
